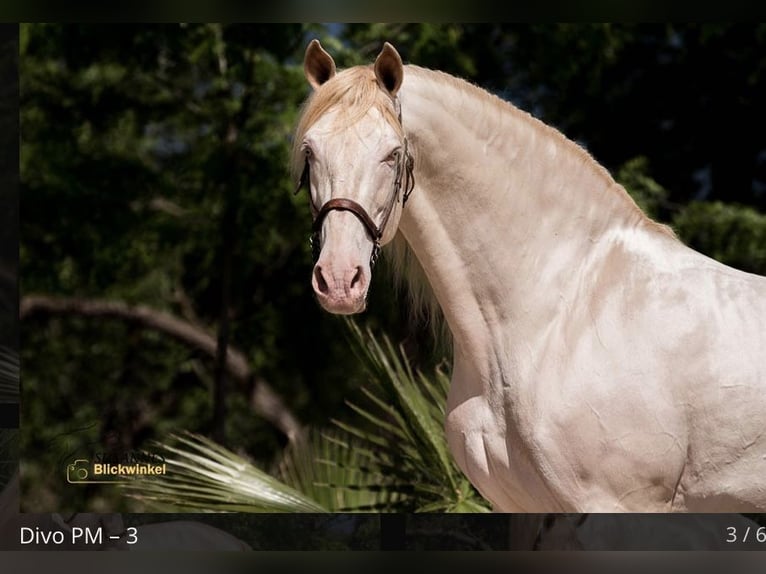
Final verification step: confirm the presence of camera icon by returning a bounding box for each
[66,459,90,483]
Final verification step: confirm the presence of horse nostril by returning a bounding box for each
[350,266,364,291]
[313,265,329,295]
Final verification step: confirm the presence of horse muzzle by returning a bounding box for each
[311,260,369,315]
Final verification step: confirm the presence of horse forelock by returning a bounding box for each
[291,65,404,182]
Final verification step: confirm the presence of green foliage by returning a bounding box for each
[278,427,417,512]
[126,432,326,513]
[674,202,766,275]
[339,321,486,512]
[125,323,490,513]
[19,24,371,510]
[617,155,766,276]
[616,156,672,220]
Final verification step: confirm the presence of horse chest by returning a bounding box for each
[444,376,566,512]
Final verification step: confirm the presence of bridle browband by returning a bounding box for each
[294,101,415,268]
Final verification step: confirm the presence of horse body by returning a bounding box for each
[296,41,766,512]
[396,67,766,512]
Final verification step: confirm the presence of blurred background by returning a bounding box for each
[18,23,766,512]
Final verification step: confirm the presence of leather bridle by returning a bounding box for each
[294,104,414,269]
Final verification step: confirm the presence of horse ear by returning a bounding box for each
[304,39,336,90]
[374,42,403,97]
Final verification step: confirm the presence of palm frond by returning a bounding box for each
[124,432,327,512]
[338,319,490,512]
[122,321,490,513]
[276,428,406,512]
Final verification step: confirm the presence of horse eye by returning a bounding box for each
[385,149,400,163]
[303,146,313,158]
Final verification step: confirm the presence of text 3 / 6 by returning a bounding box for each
[726,526,766,544]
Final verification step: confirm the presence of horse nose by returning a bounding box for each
[349,266,364,292]
[312,263,369,312]
[312,264,367,297]
[313,264,330,296]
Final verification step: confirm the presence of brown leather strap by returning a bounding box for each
[312,197,382,241]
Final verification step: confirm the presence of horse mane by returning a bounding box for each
[384,233,451,348]
[403,66,676,240]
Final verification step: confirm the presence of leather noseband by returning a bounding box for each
[311,197,384,267]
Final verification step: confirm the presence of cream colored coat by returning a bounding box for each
[297,41,766,512]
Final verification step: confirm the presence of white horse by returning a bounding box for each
[293,40,766,513]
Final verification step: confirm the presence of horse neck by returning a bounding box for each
[397,69,650,368]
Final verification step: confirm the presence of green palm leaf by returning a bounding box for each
[339,320,488,512]
[276,429,406,512]
[123,322,490,513]
[124,432,327,512]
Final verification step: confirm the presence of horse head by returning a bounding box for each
[294,40,413,314]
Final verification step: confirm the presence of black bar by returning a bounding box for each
[0,403,19,428]
[380,514,407,550]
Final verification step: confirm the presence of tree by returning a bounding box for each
[20,23,360,511]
